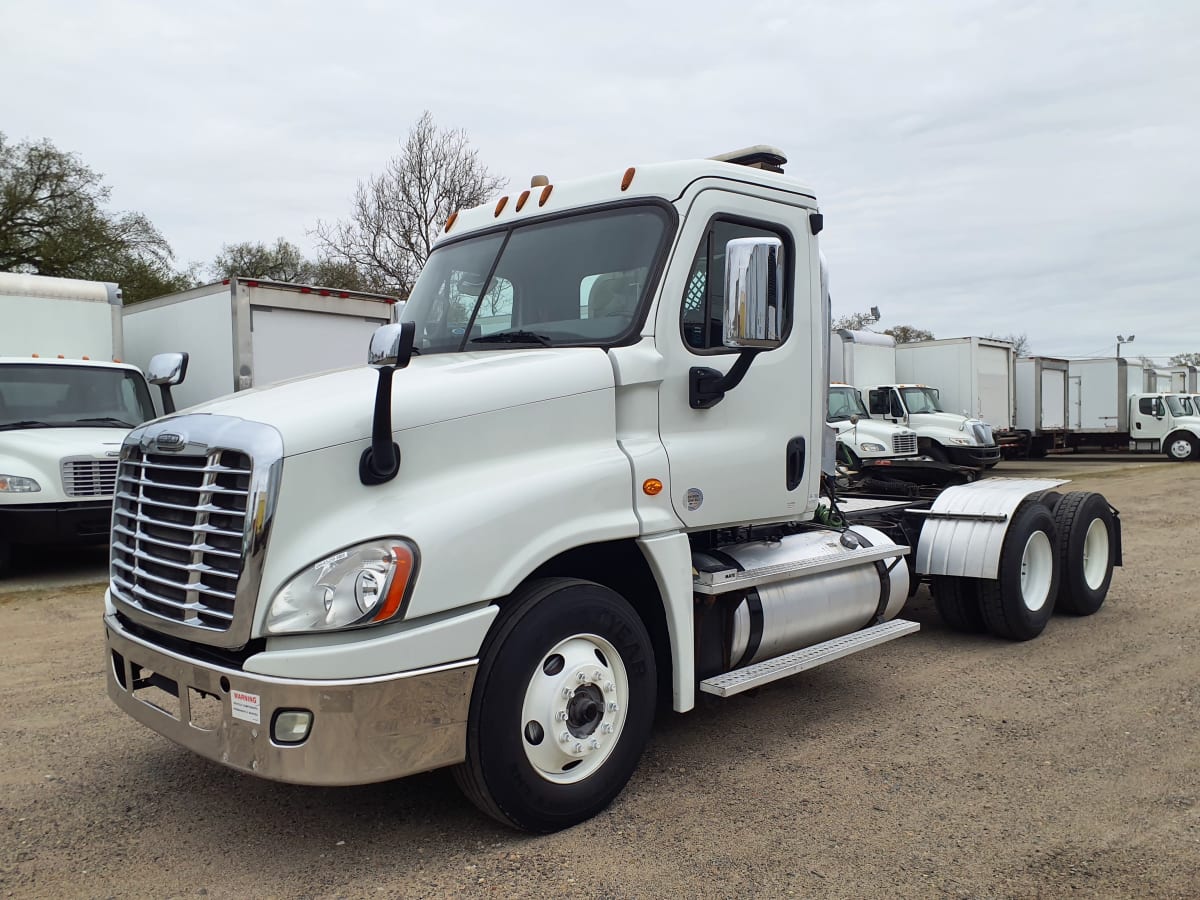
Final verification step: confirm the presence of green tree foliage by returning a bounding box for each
[0,133,191,301]
[315,111,505,297]
[1169,352,1200,366]
[832,310,933,342]
[884,325,934,343]
[209,237,389,293]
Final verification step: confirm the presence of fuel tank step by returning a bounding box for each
[698,618,920,698]
[693,542,909,595]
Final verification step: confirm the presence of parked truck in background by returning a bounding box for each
[827,382,918,465]
[894,336,1023,455]
[1066,357,1200,460]
[103,147,1122,832]
[831,330,1002,467]
[0,272,159,574]
[121,278,400,410]
[1015,356,1070,457]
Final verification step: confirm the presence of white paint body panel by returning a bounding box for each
[0,272,122,360]
[0,422,127,506]
[1067,358,1131,432]
[915,478,1066,578]
[1015,357,1070,432]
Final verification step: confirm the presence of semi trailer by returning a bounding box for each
[104,146,1122,832]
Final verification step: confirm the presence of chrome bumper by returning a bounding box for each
[105,614,476,786]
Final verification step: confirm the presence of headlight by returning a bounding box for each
[0,474,41,493]
[948,437,974,446]
[266,539,417,635]
[859,442,886,452]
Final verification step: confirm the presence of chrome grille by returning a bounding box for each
[110,448,251,633]
[891,432,917,455]
[61,457,119,497]
[973,422,995,445]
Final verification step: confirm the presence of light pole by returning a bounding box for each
[1116,334,1135,358]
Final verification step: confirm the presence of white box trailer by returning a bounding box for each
[0,273,159,574]
[1015,356,1070,456]
[122,278,400,410]
[1068,358,1132,433]
[894,336,1016,431]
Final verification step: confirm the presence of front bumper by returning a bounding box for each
[105,614,476,786]
[0,500,113,545]
[945,444,1002,467]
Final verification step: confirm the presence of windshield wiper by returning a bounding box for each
[0,420,54,431]
[470,330,552,346]
[73,417,138,428]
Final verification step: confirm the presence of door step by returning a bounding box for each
[693,542,909,595]
[698,618,920,698]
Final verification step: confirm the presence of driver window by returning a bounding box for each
[869,390,890,415]
[891,392,906,418]
[681,219,789,351]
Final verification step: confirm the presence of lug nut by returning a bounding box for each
[608,702,619,713]
[602,723,614,734]
[589,739,600,749]
[605,682,615,693]
[573,742,584,753]
[562,687,571,698]
[556,710,568,721]
[560,732,571,743]
[577,672,587,683]
[591,670,602,681]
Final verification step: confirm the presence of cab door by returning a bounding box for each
[654,187,821,529]
[1131,395,1169,440]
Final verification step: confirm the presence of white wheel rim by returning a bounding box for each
[1169,439,1192,459]
[1082,517,1110,590]
[1019,530,1054,612]
[520,633,629,785]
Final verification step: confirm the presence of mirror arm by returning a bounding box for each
[159,385,176,416]
[359,322,415,486]
[689,348,763,409]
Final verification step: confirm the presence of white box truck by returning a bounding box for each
[1066,357,1200,460]
[0,272,159,574]
[122,278,400,410]
[1015,356,1070,457]
[831,330,1002,467]
[104,147,1122,832]
[894,336,1020,452]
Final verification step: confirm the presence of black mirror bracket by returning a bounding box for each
[359,322,415,486]
[689,349,762,409]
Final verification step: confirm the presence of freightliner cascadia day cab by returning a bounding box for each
[830,329,1002,468]
[0,272,161,575]
[121,277,400,410]
[104,147,1123,832]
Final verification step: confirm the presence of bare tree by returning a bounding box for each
[1169,351,1200,366]
[315,111,505,298]
[884,324,934,343]
[986,332,1030,356]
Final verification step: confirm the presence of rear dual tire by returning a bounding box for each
[978,502,1060,641]
[1051,491,1116,616]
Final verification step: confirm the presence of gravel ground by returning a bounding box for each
[1,461,1197,899]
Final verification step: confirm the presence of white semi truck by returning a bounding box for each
[122,278,400,410]
[0,273,161,574]
[104,147,1122,832]
[1066,358,1200,460]
[831,330,1002,467]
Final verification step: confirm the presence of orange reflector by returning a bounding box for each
[113,358,122,363]
[57,354,64,359]
[621,167,636,191]
[494,196,508,217]
[642,478,663,496]
[516,190,530,212]
[31,353,39,358]
[373,545,416,622]
[445,210,459,232]
[82,355,90,360]
[539,184,553,206]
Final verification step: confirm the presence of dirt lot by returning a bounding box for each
[2,460,1198,899]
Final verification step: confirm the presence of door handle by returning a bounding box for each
[786,437,806,491]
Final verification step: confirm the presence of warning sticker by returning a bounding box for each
[230,689,261,724]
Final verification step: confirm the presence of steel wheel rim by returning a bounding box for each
[1168,439,1192,459]
[1082,517,1110,590]
[1020,530,1054,612]
[520,633,629,785]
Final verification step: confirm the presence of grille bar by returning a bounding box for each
[117,473,250,497]
[111,557,238,601]
[123,458,252,476]
[112,541,240,581]
[113,507,244,540]
[112,523,242,559]
[114,491,235,516]
[113,573,235,622]
[61,458,119,497]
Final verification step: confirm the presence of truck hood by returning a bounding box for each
[0,426,126,503]
[181,348,618,456]
[909,412,994,445]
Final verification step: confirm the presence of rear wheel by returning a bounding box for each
[978,501,1060,641]
[1052,491,1115,616]
[932,576,986,633]
[453,578,656,832]
[1165,433,1197,461]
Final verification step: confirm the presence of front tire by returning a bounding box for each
[1052,491,1115,616]
[978,501,1061,641]
[1165,433,1197,461]
[453,578,656,832]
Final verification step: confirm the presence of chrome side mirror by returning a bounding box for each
[361,322,416,486]
[367,323,415,368]
[722,237,785,349]
[147,352,188,386]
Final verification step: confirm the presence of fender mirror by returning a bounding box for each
[146,352,189,415]
[360,322,416,486]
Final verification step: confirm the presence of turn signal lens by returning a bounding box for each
[642,478,663,496]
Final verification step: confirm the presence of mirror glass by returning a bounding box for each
[722,237,785,349]
[147,352,187,386]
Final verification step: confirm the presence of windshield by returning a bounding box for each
[1166,396,1194,417]
[0,364,155,430]
[400,204,672,354]
[900,386,944,413]
[827,386,868,421]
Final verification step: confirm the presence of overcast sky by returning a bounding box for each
[3,1,1197,360]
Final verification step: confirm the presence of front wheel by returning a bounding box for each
[453,578,656,832]
[1165,433,1197,461]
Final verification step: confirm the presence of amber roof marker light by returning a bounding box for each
[621,167,636,191]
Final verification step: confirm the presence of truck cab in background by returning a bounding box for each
[1128,393,1200,460]
[827,382,918,465]
[864,382,1001,467]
